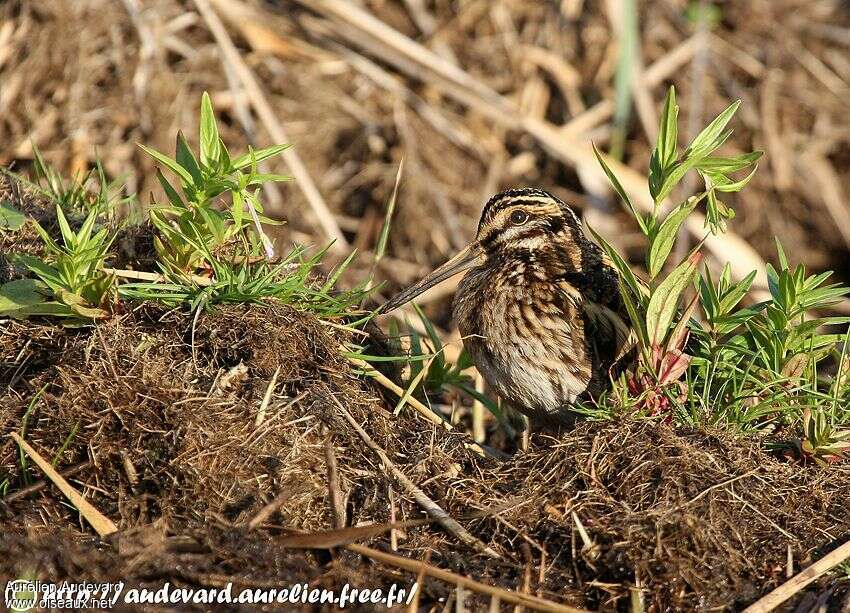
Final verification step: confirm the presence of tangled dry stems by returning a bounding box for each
[2,299,849,609]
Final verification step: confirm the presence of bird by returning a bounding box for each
[381,188,632,428]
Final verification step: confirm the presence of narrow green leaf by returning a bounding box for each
[695,151,763,173]
[199,91,220,168]
[156,169,186,209]
[587,225,648,299]
[711,164,760,193]
[654,159,695,205]
[321,249,357,294]
[138,143,194,186]
[54,204,74,248]
[646,251,703,347]
[647,195,700,278]
[231,188,244,230]
[658,85,679,168]
[686,99,741,157]
[592,143,649,235]
[376,159,403,263]
[16,255,63,291]
[247,173,292,185]
[175,131,202,187]
[231,144,291,171]
[414,303,445,372]
[649,86,678,201]
[30,219,61,254]
[718,270,757,314]
[218,138,231,171]
[775,238,789,271]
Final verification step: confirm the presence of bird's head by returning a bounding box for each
[382,188,588,313]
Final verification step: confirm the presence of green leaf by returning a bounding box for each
[710,164,760,193]
[15,301,78,318]
[620,281,650,351]
[695,151,763,173]
[76,207,99,246]
[592,143,649,235]
[657,86,679,168]
[775,238,789,271]
[231,188,245,230]
[30,219,61,254]
[231,144,291,171]
[376,160,403,262]
[718,270,757,314]
[649,86,678,201]
[156,169,186,209]
[54,204,75,248]
[454,381,510,427]
[218,138,231,171]
[686,99,741,157]
[199,91,220,168]
[0,279,48,314]
[138,143,194,186]
[175,131,202,187]
[414,303,445,372]
[654,159,698,205]
[647,195,700,278]
[247,174,292,185]
[646,250,702,348]
[17,255,63,291]
[321,249,358,294]
[0,201,26,230]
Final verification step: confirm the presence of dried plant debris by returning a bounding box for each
[2,1,850,293]
[1,297,849,609]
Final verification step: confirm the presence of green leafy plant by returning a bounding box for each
[590,86,761,411]
[139,92,289,273]
[587,86,849,455]
[1,204,115,323]
[795,408,850,464]
[119,239,368,317]
[10,145,135,222]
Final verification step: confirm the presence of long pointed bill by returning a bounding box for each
[381,242,485,313]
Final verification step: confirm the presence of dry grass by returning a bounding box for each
[2,1,850,301]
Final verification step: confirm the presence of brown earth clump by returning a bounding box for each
[2,297,850,610]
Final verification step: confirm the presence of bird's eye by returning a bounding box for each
[510,210,529,225]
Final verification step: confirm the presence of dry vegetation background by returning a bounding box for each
[3,0,850,611]
[2,0,850,312]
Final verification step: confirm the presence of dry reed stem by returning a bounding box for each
[9,432,118,537]
[322,427,346,529]
[193,0,348,250]
[254,366,280,427]
[742,538,850,613]
[346,543,592,613]
[326,390,499,558]
[104,267,213,286]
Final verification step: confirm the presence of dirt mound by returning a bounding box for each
[2,299,850,610]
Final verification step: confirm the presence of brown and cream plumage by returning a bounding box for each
[382,188,631,427]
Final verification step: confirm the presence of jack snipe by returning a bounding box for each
[382,188,632,427]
